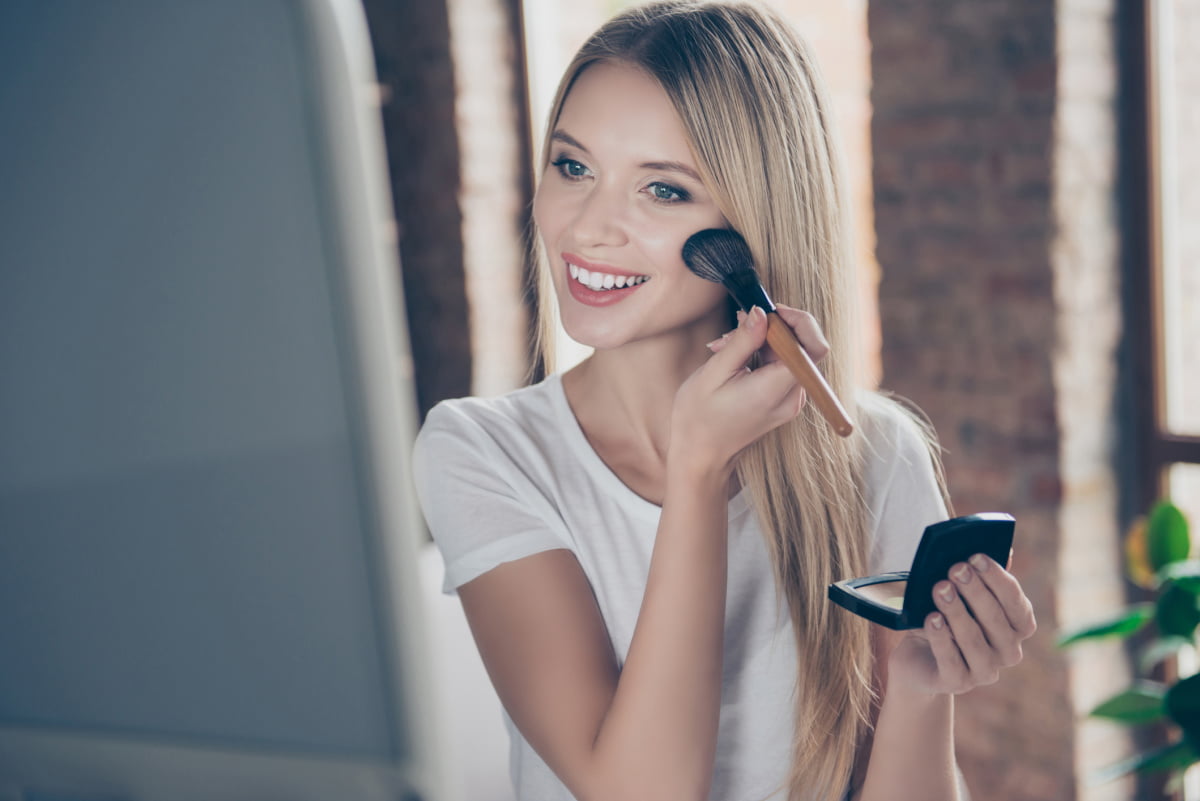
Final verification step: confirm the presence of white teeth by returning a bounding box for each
[566,262,649,291]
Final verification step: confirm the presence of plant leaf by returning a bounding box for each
[1090,682,1167,724]
[1148,501,1191,571]
[1058,603,1155,647]
[1159,560,1200,593]
[1139,636,1194,673]
[1167,674,1200,744]
[1157,584,1200,638]
[1126,516,1157,589]
[1090,740,1198,785]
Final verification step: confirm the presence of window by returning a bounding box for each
[1129,0,1200,525]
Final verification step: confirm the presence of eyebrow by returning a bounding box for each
[550,129,703,183]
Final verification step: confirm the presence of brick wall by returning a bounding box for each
[361,0,472,418]
[363,0,534,406]
[447,0,534,397]
[871,1,1133,799]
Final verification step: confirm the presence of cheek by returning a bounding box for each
[627,212,723,280]
[531,184,556,239]
[532,175,584,241]
[532,187,567,294]
[628,198,726,255]
[630,221,680,258]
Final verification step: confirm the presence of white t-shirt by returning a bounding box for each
[413,373,948,801]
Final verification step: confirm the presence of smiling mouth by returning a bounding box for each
[568,262,650,291]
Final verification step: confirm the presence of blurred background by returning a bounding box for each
[363,0,1198,799]
[1,1,1197,800]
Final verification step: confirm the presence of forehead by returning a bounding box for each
[556,61,695,162]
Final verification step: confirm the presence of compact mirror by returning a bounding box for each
[827,512,1016,630]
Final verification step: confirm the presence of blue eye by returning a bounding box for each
[551,157,590,180]
[648,182,689,203]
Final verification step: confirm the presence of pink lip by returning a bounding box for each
[562,252,645,277]
[561,252,649,308]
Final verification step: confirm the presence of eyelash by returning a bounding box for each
[550,157,590,181]
[548,156,692,205]
[647,182,690,204]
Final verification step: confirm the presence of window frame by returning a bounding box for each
[1125,0,1200,514]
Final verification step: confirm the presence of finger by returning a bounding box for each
[736,359,807,418]
[969,554,1037,639]
[774,304,829,362]
[948,561,1023,667]
[923,612,969,692]
[705,305,770,380]
[705,331,732,354]
[933,580,999,686]
[733,309,776,365]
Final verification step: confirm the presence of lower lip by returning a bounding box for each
[565,271,647,307]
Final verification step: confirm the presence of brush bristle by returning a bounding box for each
[681,228,755,283]
[681,227,775,313]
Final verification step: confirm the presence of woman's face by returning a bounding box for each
[533,60,730,351]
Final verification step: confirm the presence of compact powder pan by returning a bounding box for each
[827,513,1016,630]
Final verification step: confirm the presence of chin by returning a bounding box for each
[559,320,628,352]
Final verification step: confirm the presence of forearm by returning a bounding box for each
[856,689,958,801]
[588,466,730,800]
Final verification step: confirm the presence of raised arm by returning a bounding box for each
[456,306,810,801]
[853,555,1037,801]
[459,465,731,801]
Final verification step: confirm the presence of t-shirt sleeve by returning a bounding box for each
[861,397,951,574]
[412,400,570,594]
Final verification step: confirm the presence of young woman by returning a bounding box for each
[413,2,1037,799]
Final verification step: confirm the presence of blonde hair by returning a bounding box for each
[532,2,929,798]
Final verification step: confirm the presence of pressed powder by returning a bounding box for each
[828,513,1015,630]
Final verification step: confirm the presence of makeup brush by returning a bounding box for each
[682,228,854,437]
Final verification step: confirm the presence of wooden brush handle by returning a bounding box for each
[764,313,854,437]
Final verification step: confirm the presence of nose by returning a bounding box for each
[566,181,629,249]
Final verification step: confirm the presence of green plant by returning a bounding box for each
[1058,500,1197,783]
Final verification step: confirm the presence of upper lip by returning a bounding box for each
[562,252,647,277]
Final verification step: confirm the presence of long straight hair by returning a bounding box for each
[532,3,899,798]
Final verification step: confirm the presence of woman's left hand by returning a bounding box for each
[886,554,1037,697]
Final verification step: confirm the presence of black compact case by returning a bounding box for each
[827,513,1016,630]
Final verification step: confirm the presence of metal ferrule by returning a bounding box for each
[721,270,776,314]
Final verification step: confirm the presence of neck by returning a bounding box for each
[563,323,720,463]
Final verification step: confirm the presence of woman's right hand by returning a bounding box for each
[671,304,825,476]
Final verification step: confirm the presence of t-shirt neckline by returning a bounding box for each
[546,372,750,521]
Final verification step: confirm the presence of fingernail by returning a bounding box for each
[937,582,955,603]
[969,553,989,571]
[929,613,945,630]
[705,333,731,351]
[952,563,972,584]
